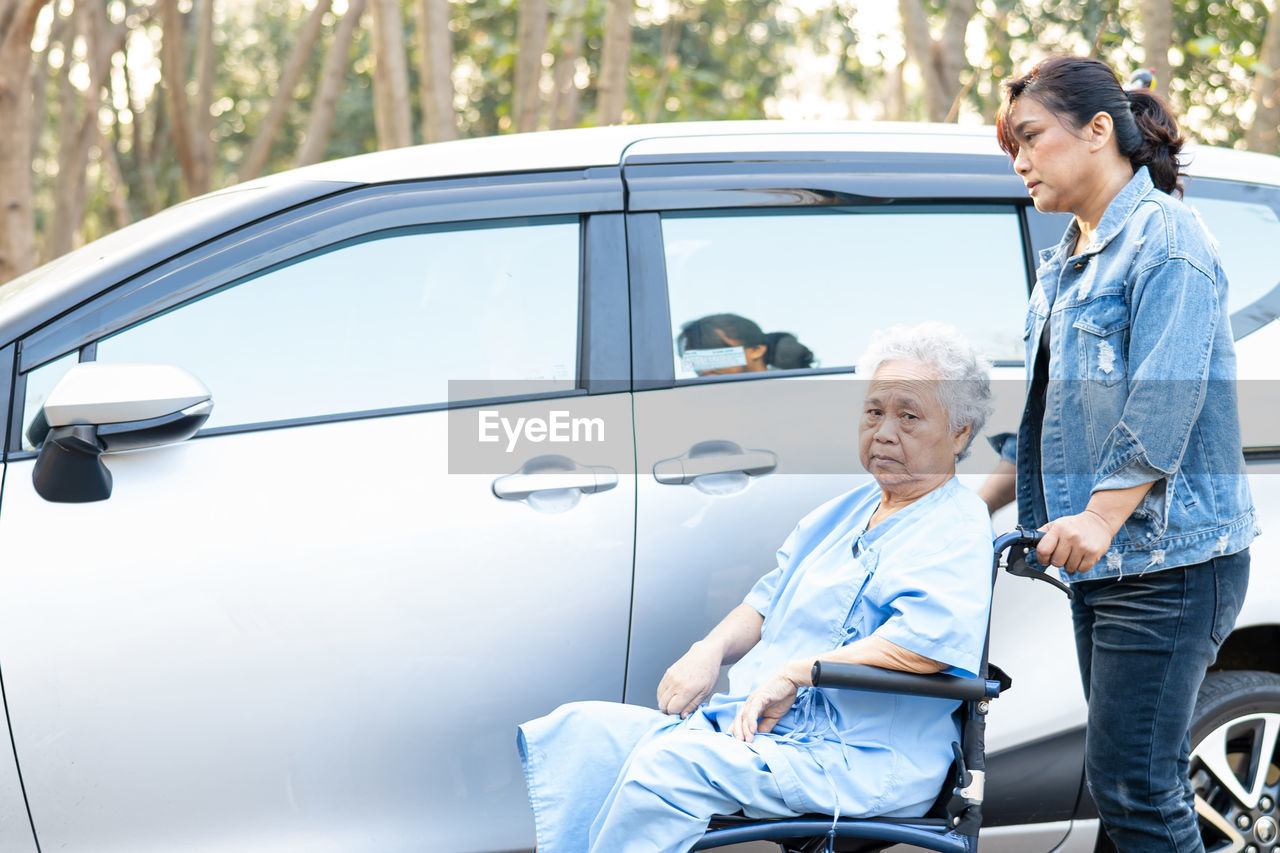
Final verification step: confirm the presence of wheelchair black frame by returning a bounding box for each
[691,528,1061,853]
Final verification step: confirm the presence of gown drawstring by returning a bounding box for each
[773,686,856,848]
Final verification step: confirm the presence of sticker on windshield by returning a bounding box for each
[681,347,747,372]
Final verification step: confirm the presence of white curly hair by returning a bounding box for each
[857,322,993,461]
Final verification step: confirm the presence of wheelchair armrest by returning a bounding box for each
[811,662,993,701]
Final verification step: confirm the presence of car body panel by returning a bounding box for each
[1232,459,1280,633]
[0,401,636,852]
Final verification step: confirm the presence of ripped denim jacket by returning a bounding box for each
[991,167,1257,580]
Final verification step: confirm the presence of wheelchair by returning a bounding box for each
[692,528,1072,853]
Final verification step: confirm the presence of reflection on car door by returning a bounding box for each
[0,194,635,851]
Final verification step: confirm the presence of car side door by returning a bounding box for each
[0,172,635,852]
[622,148,1088,851]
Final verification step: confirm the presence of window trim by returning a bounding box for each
[0,343,16,461]
[622,153,1029,212]
[581,214,630,395]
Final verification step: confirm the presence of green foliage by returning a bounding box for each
[1167,0,1270,148]
[453,0,524,135]
[627,0,794,122]
[21,0,1280,260]
[952,0,1276,153]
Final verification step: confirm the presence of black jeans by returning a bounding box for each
[1071,550,1250,852]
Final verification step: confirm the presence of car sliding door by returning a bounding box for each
[624,157,1087,850]
[0,179,634,852]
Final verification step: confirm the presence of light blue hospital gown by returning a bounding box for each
[518,477,994,853]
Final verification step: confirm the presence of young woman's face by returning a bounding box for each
[1007,96,1095,215]
[693,327,767,376]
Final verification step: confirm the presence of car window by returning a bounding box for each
[1185,185,1280,381]
[1186,193,1279,316]
[660,206,1029,380]
[20,351,80,451]
[87,217,580,431]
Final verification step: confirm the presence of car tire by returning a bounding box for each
[1191,669,1280,853]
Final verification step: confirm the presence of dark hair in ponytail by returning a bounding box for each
[1125,88,1185,197]
[995,56,1186,197]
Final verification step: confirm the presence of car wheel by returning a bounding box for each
[1191,670,1280,853]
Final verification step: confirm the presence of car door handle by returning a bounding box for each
[492,456,618,500]
[653,446,778,485]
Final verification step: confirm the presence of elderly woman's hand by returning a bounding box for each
[730,662,808,743]
[657,641,723,719]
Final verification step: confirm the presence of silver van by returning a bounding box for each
[0,121,1277,853]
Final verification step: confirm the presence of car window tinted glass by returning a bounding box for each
[661,206,1029,380]
[21,351,80,451]
[1186,192,1280,321]
[94,217,580,430]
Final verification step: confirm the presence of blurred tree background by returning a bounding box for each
[0,0,1277,283]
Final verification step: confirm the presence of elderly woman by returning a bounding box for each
[518,322,995,853]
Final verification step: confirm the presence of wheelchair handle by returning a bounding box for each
[992,526,1044,556]
[995,527,1074,600]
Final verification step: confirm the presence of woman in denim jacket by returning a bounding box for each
[980,57,1257,852]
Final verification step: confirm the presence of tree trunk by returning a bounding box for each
[46,1,127,261]
[0,0,52,284]
[368,0,413,149]
[899,0,942,120]
[161,0,210,196]
[194,0,215,186]
[597,0,632,124]
[50,6,83,258]
[239,0,333,181]
[124,52,161,215]
[548,0,586,129]
[417,0,457,142]
[885,58,905,121]
[297,0,368,166]
[645,0,680,123]
[1139,0,1172,100]
[938,0,975,120]
[102,117,134,231]
[1245,1,1280,154]
[513,0,549,132]
[899,0,975,122]
[29,0,67,157]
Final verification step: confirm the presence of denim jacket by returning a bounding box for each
[992,167,1257,580]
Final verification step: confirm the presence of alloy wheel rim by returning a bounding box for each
[1192,712,1280,853]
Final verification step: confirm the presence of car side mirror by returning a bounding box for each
[31,362,213,503]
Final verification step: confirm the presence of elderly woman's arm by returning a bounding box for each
[658,603,765,719]
[729,635,941,742]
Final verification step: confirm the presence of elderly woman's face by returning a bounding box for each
[859,360,969,497]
